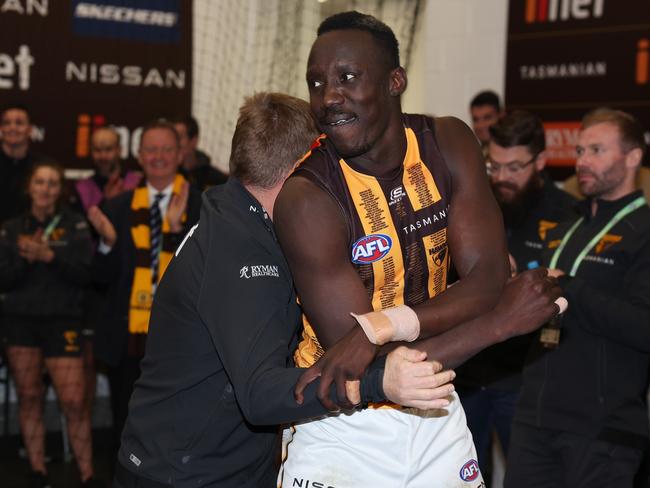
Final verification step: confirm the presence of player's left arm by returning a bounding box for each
[408,117,509,337]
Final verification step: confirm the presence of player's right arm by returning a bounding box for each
[274,175,382,408]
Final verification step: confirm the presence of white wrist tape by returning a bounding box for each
[351,305,420,346]
[554,296,568,314]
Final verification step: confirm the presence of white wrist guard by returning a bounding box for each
[351,305,420,346]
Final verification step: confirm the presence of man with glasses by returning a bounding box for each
[456,110,577,478]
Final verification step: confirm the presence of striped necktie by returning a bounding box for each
[150,192,164,285]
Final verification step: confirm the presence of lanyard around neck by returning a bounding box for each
[41,213,62,242]
[549,196,645,276]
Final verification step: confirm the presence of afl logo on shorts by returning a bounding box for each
[351,234,392,264]
[459,459,480,482]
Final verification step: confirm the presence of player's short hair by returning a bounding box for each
[229,92,318,189]
[581,108,647,158]
[172,115,200,139]
[470,91,502,111]
[489,110,545,156]
[317,11,400,69]
[139,119,180,148]
[1,103,31,123]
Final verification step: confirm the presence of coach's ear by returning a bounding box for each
[389,67,407,97]
[625,147,642,171]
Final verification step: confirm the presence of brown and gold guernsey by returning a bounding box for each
[293,114,452,368]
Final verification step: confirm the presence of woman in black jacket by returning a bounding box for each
[0,161,99,487]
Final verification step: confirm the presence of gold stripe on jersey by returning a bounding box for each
[402,128,441,211]
[340,159,405,311]
[294,317,322,368]
[424,227,449,297]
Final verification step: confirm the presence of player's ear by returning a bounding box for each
[389,67,407,97]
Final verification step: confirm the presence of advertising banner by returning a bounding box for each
[0,0,192,171]
[506,0,650,175]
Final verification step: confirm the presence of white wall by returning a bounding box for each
[404,0,509,126]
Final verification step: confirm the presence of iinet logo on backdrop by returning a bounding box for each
[76,113,142,160]
[525,0,604,23]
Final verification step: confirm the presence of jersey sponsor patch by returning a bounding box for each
[459,459,480,482]
[239,264,279,279]
[595,233,622,254]
[388,185,405,206]
[351,234,392,264]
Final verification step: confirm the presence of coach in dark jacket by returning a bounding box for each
[506,109,650,487]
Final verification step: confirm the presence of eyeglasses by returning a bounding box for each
[485,154,538,176]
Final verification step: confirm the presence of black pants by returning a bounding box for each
[113,462,169,488]
[505,422,643,488]
[107,356,142,469]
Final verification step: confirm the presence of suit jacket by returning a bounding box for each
[93,183,201,367]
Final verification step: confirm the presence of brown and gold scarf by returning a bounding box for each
[128,174,186,336]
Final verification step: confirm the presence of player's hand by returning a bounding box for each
[492,267,563,340]
[383,346,455,410]
[167,182,190,233]
[87,206,117,247]
[294,325,378,411]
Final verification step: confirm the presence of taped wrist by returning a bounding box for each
[359,355,388,405]
[351,305,420,345]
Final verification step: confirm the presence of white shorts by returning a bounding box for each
[278,392,484,488]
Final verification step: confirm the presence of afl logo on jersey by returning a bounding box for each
[459,459,480,482]
[351,234,392,264]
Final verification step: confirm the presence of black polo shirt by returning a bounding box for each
[118,179,386,487]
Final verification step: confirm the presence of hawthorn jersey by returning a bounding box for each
[293,114,452,368]
[279,115,483,488]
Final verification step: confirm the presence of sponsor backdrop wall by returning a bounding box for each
[506,0,650,176]
[0,0,192,173]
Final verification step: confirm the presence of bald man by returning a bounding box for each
[75,128,142,211]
